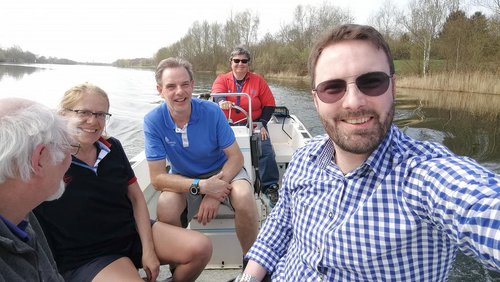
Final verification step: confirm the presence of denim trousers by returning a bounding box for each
[259,136,280,191]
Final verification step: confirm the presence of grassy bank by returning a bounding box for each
[397,71,500,95]
[265,70,499,95]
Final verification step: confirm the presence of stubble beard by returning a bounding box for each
[320,104,394,155]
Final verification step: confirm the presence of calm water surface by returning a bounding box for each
[1,64,499,281]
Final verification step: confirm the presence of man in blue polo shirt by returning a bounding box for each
[144,58,259,263]
[0,98,75,281]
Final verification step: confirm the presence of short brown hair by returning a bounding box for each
[308,24,395,89]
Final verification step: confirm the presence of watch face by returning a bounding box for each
[190,185,199,195]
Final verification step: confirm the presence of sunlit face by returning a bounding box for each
[230,54,250,78]
[312,40,396,156]
[65,94,109,146]
[157,67,194,116]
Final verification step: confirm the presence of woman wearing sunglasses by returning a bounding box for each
[211,46,281,208]
[34,83,211,282]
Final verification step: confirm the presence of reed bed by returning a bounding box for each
[397,71,500,95]
[398,87,500,120]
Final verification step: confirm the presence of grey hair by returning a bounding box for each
[229,46,251,62]
[155,57,194,85]
[0,102,73,183]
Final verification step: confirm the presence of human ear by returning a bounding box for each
[31,144,46,175]
[391,75,397,99]
[312,91,320,111]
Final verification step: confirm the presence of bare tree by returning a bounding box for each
[402,0,450,76]
[470,0,500,15]
[223,10,260,51]
[368,0,402,38]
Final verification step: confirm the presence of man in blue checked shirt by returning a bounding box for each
[233,24,500,282]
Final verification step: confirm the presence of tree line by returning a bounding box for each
[2,0,498,77]
[114,0,499,77]
[0,46,77,65]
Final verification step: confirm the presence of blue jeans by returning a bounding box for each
[259,136,280,191]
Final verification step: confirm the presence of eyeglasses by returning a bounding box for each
[313,72,392,103]
[65,109,112,121]
[232,59,249,64]
[51,143,81,155]
[69,144,81,155]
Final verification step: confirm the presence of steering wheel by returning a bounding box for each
[228,104,249,125]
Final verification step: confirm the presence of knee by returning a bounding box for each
[191,233,213,263]
[157,192,184,225]
[231,185,257,214]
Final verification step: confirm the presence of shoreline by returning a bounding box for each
[265,72,500,95]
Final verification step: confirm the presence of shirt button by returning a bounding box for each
[328,212,333,218]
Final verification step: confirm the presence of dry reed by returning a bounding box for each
[397,71,500,95]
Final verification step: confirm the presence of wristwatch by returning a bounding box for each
[189,178,200,195]
[235,272,258,282]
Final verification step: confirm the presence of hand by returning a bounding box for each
[141,250,160,282]
[219,100,234,110]
[260,127,269,141]
[200,171,231,201]
[197,196,222,225]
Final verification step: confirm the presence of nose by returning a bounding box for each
[341,81,366,109]
[85,114,99,122]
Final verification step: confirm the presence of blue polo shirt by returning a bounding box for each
[144,98,235,177]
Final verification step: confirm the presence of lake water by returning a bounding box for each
[1,63,499,281]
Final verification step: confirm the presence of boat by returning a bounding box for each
[129,93,312,278]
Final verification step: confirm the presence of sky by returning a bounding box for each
[1,0,414,63]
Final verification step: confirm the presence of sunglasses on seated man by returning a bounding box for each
[313,71,392,104]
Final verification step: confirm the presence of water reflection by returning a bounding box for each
[0,64,43,81]
[396,90,500,168]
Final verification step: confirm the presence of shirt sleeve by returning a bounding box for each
[211,74,230,94]
[257,75,275,108]
[245,153,298,272]
[107,137,137,184]
[403,156,500,271]
[215,105,236,149]
[143,113,167,161]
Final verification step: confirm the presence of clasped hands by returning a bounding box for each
[197,171,232,225]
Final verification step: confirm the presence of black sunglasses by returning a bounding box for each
[313,72,391,103]
[232,59,249,64]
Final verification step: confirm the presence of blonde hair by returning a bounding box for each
[59,83,110,112]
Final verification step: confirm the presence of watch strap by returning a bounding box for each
[190,178,200,195]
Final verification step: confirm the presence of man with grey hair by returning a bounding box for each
[0,97,77,281]
[144,57,259,268]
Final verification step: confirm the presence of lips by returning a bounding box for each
[174,97,187,102]
[343,117,371,124]
[80,128,98,133]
